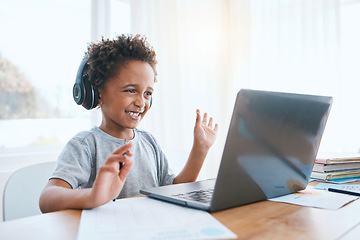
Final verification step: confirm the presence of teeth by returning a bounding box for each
[127,111,140,116]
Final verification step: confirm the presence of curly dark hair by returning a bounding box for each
[86,34,157,89]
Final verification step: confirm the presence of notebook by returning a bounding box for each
[140,89,333,212]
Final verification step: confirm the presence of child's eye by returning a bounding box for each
[124,89,136,93]
[145,91,152,96]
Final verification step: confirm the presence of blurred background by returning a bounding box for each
[1,0,360,179]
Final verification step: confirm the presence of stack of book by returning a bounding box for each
[311,154,360,183]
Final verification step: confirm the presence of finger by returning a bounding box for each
[208,117,213,128]
[202,112,208,124]
[105,152,133,167]
[105,155,133,180]
[118,157,133,180]
[195,109,201,125]
[113,141,133,155]
[214,123,219,132]
[123,148,133,157]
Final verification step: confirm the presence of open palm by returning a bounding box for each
[194,109,218,149]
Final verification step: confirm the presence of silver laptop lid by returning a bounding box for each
[210,89,332,212]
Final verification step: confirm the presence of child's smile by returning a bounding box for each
[125,110,143,120]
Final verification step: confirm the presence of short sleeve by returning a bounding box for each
[159,150,176,185]
[50,137,93,189]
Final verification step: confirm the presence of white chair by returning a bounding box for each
[2,161,56,221]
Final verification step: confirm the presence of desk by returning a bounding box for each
[1,191,360,240]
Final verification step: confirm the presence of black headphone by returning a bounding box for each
[73,54,153,110]
[73,54,99,110]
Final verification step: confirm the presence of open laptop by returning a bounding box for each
[140,89,333,212]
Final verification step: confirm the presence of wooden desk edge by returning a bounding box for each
[1,182,360,240]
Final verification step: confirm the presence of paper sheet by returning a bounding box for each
[77,197,237,240]
[314,183,360,192]
[269,185,359,210]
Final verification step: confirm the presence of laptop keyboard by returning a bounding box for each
[172,188,214,203]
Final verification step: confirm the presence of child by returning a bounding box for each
[39,34,218,213]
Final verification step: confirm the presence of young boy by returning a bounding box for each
[39,34,218,213]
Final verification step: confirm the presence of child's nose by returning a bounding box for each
[134,95,146,108]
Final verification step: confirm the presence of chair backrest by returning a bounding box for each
[2,161,56,221]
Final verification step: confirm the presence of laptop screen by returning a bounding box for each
[211,89,332,210]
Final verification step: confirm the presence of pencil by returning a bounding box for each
[327,188,360,197]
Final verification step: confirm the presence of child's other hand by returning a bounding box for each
[194,109,218,150]
[173,110,218,184]
[90,141,133,207]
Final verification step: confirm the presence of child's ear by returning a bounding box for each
[97,90,103,106]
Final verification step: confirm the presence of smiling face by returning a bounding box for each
[98,60,155,139]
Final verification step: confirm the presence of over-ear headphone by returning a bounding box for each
[73,54,99,110]
[73,54,153,110]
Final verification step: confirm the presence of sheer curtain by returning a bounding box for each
[130,0,232,178]
[129,0,357,179]
[243,0,342,156]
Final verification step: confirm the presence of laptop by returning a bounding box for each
[140,89,333,212]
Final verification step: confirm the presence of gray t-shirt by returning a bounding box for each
[50,127,175,198]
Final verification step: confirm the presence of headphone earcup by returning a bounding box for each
[73,81,85,105]
[149,96,153,109]
[82,75,94,110]
[92,87,99,109]
[73,54,99,110]
[73,55,88,106]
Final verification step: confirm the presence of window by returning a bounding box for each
[0,0,91,149]
[0,0,131,151]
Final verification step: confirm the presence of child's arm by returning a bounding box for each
[39,142,133,213]
[174,109,218,184]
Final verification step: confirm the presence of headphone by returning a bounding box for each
[73,54,99,110]
[73,54,153,110]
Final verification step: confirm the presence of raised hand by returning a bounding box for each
[193,109,218,150]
